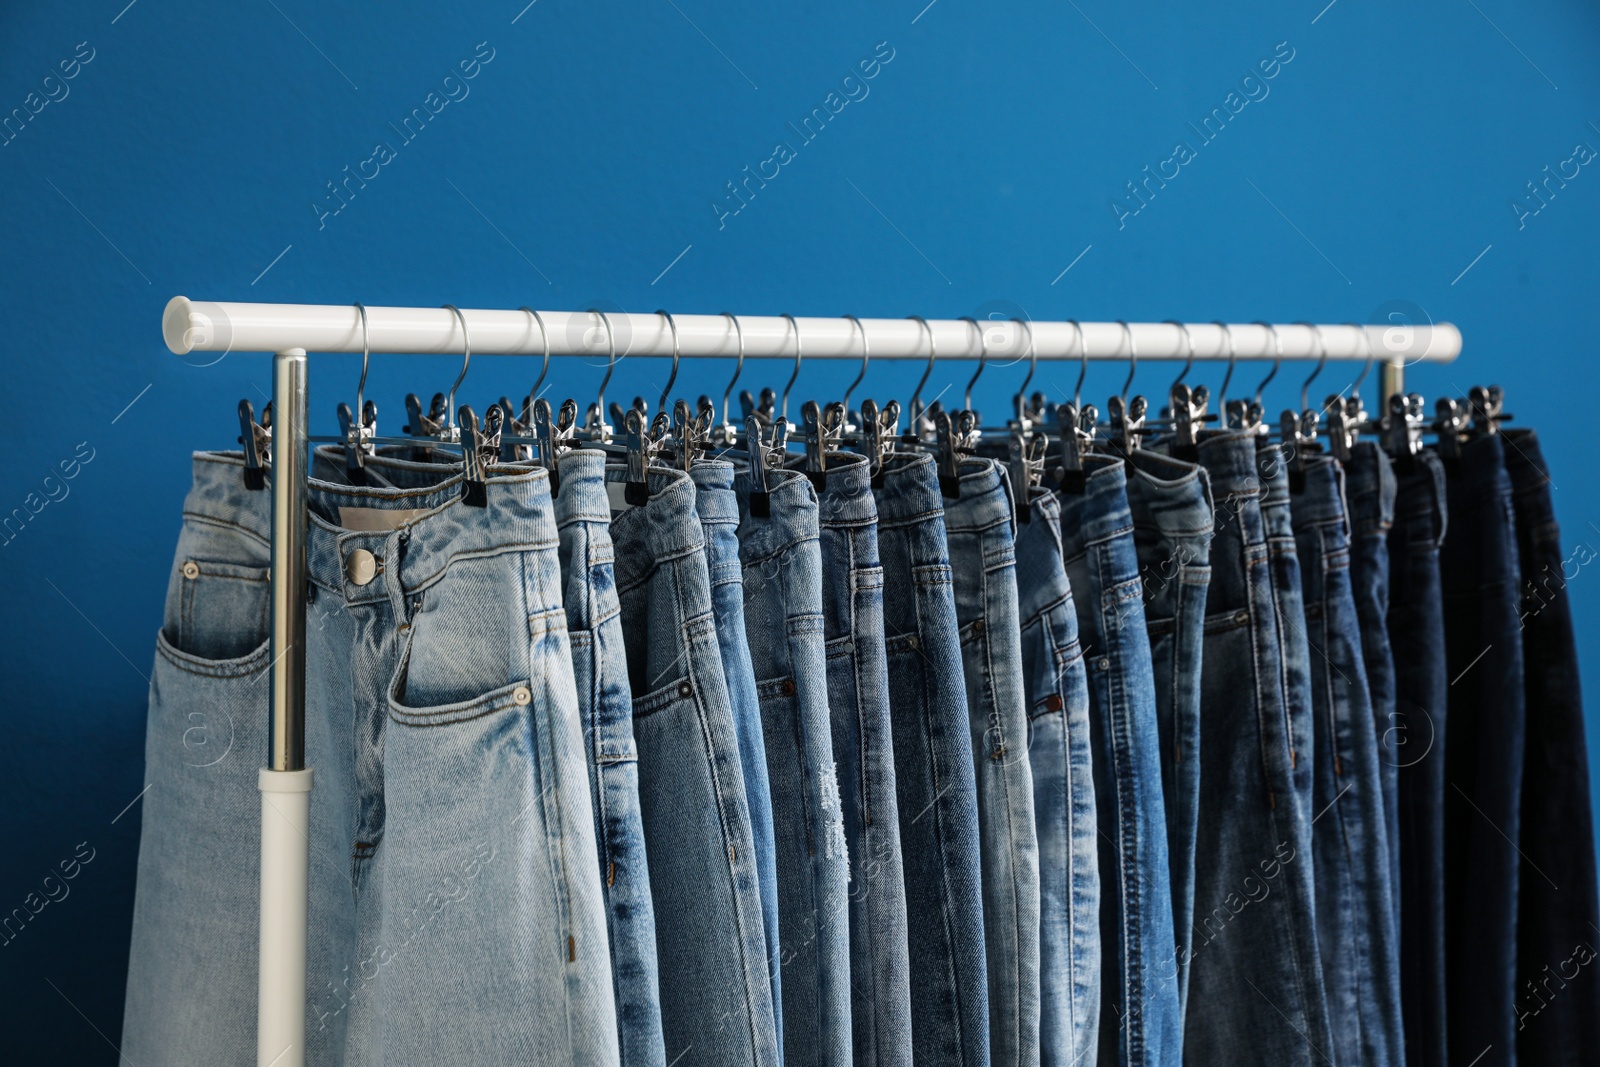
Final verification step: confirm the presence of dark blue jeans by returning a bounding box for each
[815,454,913,1067]
[1440,435,1526,1067]
[874,453,991,1067]
[1185,433,1331,1066]
[1291,456,1404,1066]
[1259,444,1316,830]
[1057,454,1182,1066]
[1124,448,1214,1023]
[1388,449,1449,1067]
[1503,429,1600,1062]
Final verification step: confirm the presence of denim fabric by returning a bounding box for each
[1056,454,1181,1067]
[1344,441,1401,937]
[814,454,913,1067]
[873,452,991,1067]
[1387,449,1450,1067]
[1185,433,1331,1066]
[1014,487,1100,1067]
[1502,429,1600,1061]
[1123,448,1213,1021]
[1291,456,1404,1066]
[946,458,1041,1067]
[734,466,854,1067]
[556,451,668,1067]
[1259,444,1317,825]
[1439,434,1526,1067]
[607,464,781,1067]
[694,459,785,1055]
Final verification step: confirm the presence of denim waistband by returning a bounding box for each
[605,464,705,594]
[944,457,1015,535]
[1123,449,1214,539]
[690,459,742,525]
[1057,453,1133,552]
[734,466,819,564]
[1195,432,1264,498]
[874,452,947,530]
[1287,456,1350,534]
[553,450,612,527]
[1343,442,1395,538]
[817,452,877,528]
[1392,448,1448,545]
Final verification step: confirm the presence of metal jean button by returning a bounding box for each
[345,548,378,586]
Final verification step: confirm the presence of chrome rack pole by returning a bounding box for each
[258,348,311,1067]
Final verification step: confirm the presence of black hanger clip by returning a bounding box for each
[238,399,272,491]
[458,404,502,507]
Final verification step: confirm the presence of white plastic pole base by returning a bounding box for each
[258,767,312,1067]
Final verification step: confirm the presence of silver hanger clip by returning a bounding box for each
[1468,384,1508,437]
[238,399,272,491]
[336,399,377,484]
[1108,394,1148,455]
[458,403,502,508]
[1384,392,1427,467]
[746,413,773,517]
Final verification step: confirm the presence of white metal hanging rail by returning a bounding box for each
[160,295,1460,1067]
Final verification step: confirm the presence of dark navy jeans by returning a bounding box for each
[1388,448,1449,1067]
[1440,435,1526,1067]
[1503,429,1600,1062]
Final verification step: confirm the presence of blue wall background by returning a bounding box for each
[2,0,1597,1058]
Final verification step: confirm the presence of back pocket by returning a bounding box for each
[163,519,270,662]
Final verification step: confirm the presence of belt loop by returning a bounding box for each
[1335,462,1352,541]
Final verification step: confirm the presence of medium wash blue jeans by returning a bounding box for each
[874,452,991,1067]
[1291,456,1404,1066]
[1503,429,1600,1062]
[1014,486,1100,1067]
[1440,435,1526,1067]
[815,454,914,1067]
[946,459,1041,1067]
[1124,447,1214,1023]
[1388,449,1449,1067]
[1056,454,1181,1067]
[556,451,668,1067]
[1185,433,1331,1066]
[607,464,781,1067]
[735,466,854,1067]
[694,459,785,1055]
[1260,445,1317,829]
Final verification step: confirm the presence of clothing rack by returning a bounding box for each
[159,296,1461,1067]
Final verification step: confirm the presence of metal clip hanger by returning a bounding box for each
[1467,384,1510,437]
[1004,318,1045,520]
[495,307,552,463]
[238,398,272,490]
[859,397,901,488]
[1280,322,1327,490]
[336,303,377,484]
[1433,395,1469,466]
[1383,391,1427,469]
[1164,320,1208,461]
[1325,324,1374,464]
[1099,321,1147,456]
[584,309,618,444]
[457,402,502,507]
[905,316,937,444]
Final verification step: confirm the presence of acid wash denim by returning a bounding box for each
[1439,434,1526,1067]
[556,451,668,1067]
[607,464,781,1067]
[123,452,621,1067]
[1013,486,1100,1067]
[1123,447,1214,1022]
[1387,449,1449,1067]
[873,452,991,1067]
[1291,456,1404,1066]
[946,458,1041,1067]
[693,459,785,1054]
[1055,453,1181,1067]
[735,465,854,1067]
[815,454,914,1067]
[1502,429,1600,1062]
[1185,433,1331,1066]
[1343,441,1401,936]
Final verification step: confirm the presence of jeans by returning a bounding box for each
[1014,486,1100,1067]
[946,458,1041,1067]
[1291,456,1404,1066]
[1387,449,1449,1067]
[815,454,914,1067]
[874,452,991,1067]
[1439,435,1526,1067]
[1185,433,1331,1066]
[607,464,781,1067]
[735,466,854,1067]
[1056,454,1181,1067]
[1124,448,1214,1021]
[1259,445,1317,825]
[1502,429,1600,1062]
[1344,441,1401,936]
[693,459,785,1055]
[556,451,668,1067]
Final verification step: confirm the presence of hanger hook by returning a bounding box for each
[721,312,745,431]
[962,317,986,411]
[1165,319,1194,390]
[353,303,371,419]
[592,309,617,418]
[441,304,471,431]
[656,310,681,415]
[1067,320,1087,408]
[780,313,802,420]
[518,307,551,418]
[1296,321,1327,411]
[842,315,869,415]
[1214,321,1238,409]
[1117,320,1138,402]
[1348,322,1375,398]
[1252,321,1282,404]
[906,315,937,426]
[1014,317,1037,408]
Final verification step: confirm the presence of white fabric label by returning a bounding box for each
[338,507,431,532]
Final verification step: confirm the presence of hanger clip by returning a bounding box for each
[1007,427,1048,522]
[1049,402,1093,495]
[238,399,272,491]
[457,404,501,507]
[1323,393,1362,464]
[1107,394,1148,456]
[1382,392,1426,467]
[1467,384,1510,437]
[623,408,665,505]
[336,399,377,485]
[746,414,773,517]
[802,400,846,491]
[933,406,977,499]
[1433,396,1470,465]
